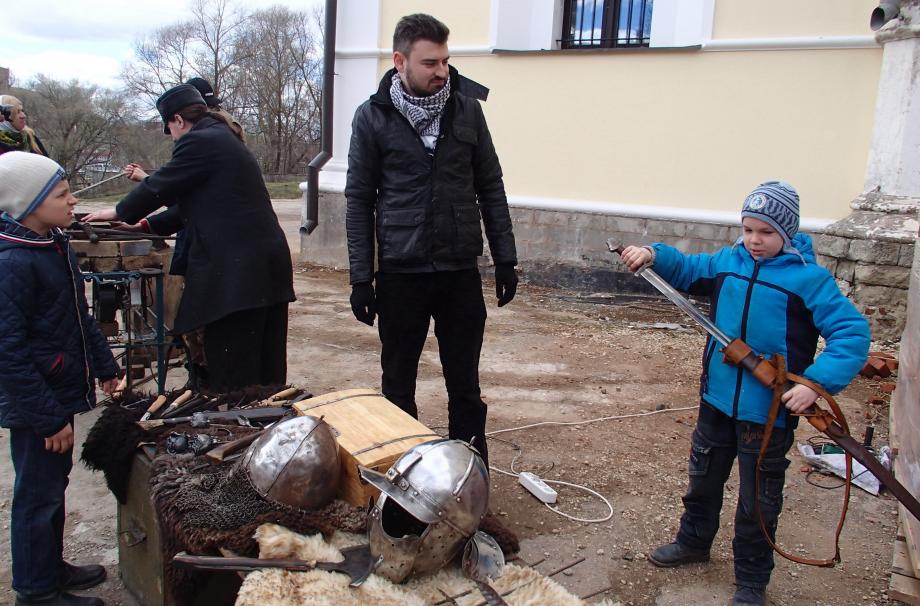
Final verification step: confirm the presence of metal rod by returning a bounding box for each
[73,172,126,196]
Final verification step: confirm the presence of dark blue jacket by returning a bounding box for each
[0,218,118,437]
[650,234,870,427]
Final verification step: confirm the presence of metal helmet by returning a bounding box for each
[359,439,489,583]
[240,415,340,510]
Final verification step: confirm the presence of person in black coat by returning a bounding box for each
[0,151,119,606]
[84,85,295,391]
[345,14,518,466]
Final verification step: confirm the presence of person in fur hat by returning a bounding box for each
[0,95,48,156]
[0,151,120,606]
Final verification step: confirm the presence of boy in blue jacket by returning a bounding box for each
[0,152,120,606]
[621,181,870,606]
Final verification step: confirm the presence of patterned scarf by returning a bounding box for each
[0,122,40,154]
[389,72,451,149]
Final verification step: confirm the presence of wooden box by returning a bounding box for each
[293,388,440,507]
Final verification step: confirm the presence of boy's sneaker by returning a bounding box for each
[730,585,766,606]
[15,590,104,606]
[648,541,710,567]
[60,562,107,591]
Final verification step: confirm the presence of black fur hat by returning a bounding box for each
[156,84,206,134]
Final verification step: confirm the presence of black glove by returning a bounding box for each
[350,282,376,326]
[494,264,518,307]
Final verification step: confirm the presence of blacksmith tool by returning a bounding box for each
[172,544,376,587]
[606,238,920,561]
[159,389,194,418]
[139,394,168,422]
[204,430,265,463]
[136,405,292,430]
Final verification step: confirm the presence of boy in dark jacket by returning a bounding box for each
[620,181,870,606]
[0,151,119,606]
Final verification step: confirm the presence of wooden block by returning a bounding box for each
[294,389,441,507]
[71,240,121,258]
[891,533,920,605]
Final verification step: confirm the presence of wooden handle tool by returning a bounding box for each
[139,394,168,421]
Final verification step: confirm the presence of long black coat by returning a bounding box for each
[117,116,295,333]
[345,66,517,285]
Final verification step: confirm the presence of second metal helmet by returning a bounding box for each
[359,439,489,583]
[240,415,341,510]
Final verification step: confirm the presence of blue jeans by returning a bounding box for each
[675,401,794,589]
[9,424,73,597]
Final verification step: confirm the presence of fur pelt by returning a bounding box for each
[80,394,148,502]
[236,524,618,606]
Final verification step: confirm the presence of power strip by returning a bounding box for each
[518,471,558,504]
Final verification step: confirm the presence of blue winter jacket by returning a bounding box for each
[650,234,870,427]
[0,218,119,437]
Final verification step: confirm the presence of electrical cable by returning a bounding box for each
[482,405,698,524]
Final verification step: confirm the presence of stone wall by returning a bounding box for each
[302,190,916,341]
[814,192,918,342]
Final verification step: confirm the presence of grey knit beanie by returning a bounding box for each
[0,151,65,221]
[741,180,800,245]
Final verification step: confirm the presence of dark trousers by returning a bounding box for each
[376,269,490,466]
[202,302,289,391]
[675,401,794,589]
[10,424,73,597]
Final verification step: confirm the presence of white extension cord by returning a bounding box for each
[487,404,697,524]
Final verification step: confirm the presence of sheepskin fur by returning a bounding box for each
[236,524,618,606]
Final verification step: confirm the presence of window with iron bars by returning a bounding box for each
[561,0,654,49]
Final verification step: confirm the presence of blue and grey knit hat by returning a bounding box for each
[741,181,800,246]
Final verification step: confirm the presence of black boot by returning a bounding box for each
[15,591,104,606]
[648,541,710,567]
[60,562,106,591]
[730,585,766,606]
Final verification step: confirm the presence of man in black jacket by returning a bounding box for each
[346,13,518,466]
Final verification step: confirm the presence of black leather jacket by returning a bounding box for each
[345,67,517,285]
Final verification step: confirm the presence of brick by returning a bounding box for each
[848,239,901,264]
[835,278,852,297]
[853,284,908,307]
[605,215,647,235]
[814,234,851,258]
[899,242,917,267]
[835,259,856,282]
[685,222,731,242]
[854,263,911,288]
[815,255,838,274]
[645,220,687,238]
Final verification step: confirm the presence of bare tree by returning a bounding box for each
[119,0,323,174]
[121,21,197,106]
[15,76,130,179]
[190,0,248,107]
[236,6,322,174]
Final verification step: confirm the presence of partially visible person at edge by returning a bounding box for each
[115,77,247,273]
[0,151,120,606]
[186,76,246,143]
[83,85,294,391]
[0,95,48,156]
[620,181,870,606]
[345,13,518,468]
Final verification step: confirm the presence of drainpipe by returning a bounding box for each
[302,0,336,235]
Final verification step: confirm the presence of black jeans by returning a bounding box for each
[675,401,794,589]
[201,302,289,391]
[9,423,73,597]
[375,269,489,466]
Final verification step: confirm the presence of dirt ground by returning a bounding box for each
[0,200,903,605]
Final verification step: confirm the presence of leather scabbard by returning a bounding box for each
[823,421,920,522]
